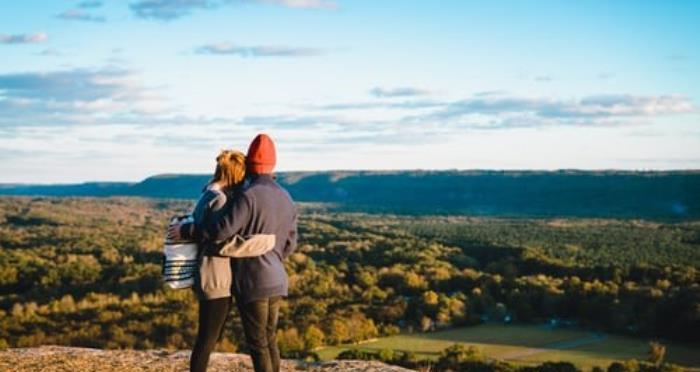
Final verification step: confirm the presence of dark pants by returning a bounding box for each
[190,297,232,372]
[236,296,282,372]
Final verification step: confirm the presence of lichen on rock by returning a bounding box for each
[0,346,415,372]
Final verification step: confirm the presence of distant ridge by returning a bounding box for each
[1,170,699,219]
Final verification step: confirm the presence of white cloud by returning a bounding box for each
[130,0,228,20]
[129,0,336,20]
[257,0,337,10]
[414,94,696,128]
[36,48,64,57]
[78,0,104,8]
[57,9,107,22]
[194,43,325,57]
[370,86,429,98]
[0,68,170,126]
[0,33,48,44]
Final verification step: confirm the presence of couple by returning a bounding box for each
[168,133,297,372]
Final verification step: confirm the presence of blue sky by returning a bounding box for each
[1,0,699,183]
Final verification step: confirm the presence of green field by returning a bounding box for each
[317,323,700,370]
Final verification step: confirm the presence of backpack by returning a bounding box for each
[162,215,198,289]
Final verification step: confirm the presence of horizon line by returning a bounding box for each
[2,168,700,186]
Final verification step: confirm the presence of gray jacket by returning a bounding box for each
[191,183,232,300]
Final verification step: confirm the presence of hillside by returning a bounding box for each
[0,346,414,371]
[2,170,700,219]
[0,196,698,371]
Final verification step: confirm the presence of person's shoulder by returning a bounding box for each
[239,181,263,203]
[231,184,254,206]
[244,176,270,191]
[269,181,295,209]
[276,183,294,203]
[254,177,289,193]
[202,185,225,199]
[201,186,227,210]
[243,177,291,201]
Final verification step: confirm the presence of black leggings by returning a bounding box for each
[236,296,282,372]
[190,297,232,372]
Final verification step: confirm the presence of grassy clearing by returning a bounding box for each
[316,323,700,370]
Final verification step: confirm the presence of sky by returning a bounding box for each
[0,0,699,183]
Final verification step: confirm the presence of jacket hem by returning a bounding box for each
[201,289,232,300]
[235,286,288,304]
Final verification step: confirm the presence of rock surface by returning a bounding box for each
[0,346,415,372]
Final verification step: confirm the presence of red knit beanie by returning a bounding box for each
[246,134,276,174]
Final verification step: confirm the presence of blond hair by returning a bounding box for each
[211,150,246,188]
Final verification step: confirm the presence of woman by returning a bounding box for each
[187,149,246,372]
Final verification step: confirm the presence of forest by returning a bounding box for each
[0,196,698,371]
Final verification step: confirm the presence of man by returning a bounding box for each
[172,133,297,372]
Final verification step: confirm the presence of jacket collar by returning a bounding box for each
[206,182,223,191]
[250,173,275,183]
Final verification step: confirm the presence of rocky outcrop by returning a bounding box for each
[0,346,415,372]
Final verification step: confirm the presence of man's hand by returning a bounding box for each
[167,223,182,241]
